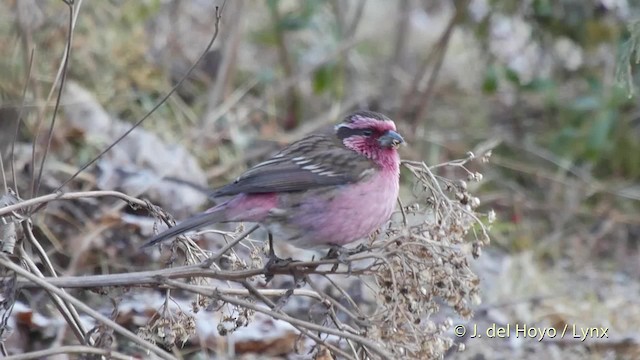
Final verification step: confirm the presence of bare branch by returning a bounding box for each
[46,2,227,200]
[2,345,134,360]
[0,255,177,360]
[32,0,83,199]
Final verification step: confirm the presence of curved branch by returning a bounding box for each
[0,190,150,217]
[0,255,176,360]
[2,345,133,360]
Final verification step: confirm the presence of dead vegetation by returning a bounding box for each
[1,0,639,359]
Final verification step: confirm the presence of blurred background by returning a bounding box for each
[1,0,639,358]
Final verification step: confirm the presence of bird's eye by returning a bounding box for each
[362,129,373,136]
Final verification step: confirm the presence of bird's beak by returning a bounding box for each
[378,130,405,149]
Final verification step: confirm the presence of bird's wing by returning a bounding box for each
[211,134,376,197]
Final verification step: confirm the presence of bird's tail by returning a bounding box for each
[140,207,227,249]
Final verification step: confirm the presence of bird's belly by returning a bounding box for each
[266,173,399,249]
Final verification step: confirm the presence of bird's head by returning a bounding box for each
[335,111,404,169]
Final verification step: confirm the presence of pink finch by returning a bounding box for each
[141,111,403,255]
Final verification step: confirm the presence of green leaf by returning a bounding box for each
[532,0,553,19]
[521,78,555,92]
[266,0,279,11]
[504,67,521,86]
[571,96,601,111]
[312,65,332,94]
[279,13,310,31]
[552,127,579,154]
[586,111,614,154]
[482,65,498,94]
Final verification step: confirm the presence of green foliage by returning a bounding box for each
[616,20,640,96]
[478,1,638,180]
[267,0,325,32]
[543,77,638,178]
[256,0,345,101]
[481,65,554,95]
[312,62,344,97]
[481,65,499,93]
[482,63,639,179]
[491,0,619,48]
[121,0,162,26]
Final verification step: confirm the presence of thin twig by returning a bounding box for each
[0,255,176,360]
[200,224,260,266]
[32,0,83,199]
[13,255,375,289]
[397,0,468,125]
[0,190,149,217]
[380,0,410,107]
[20,222,88,343]
[165,279,373,360]
[345,0,367,38]
[267,1,301,129]
[238,279,357,359]
[211,285,391,359]
[10,48,35,197]
[2,345,134,360]
[0,151,7,194]
[201,0,244,125]
[43,2,227,201]
[17,246,87,344]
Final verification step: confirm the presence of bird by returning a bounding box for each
[141,110,404,260]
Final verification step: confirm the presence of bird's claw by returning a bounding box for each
[324,244,370,274]
[324,243,370,261]
[264,254,297,283]
[351,243,370,254]
[265,255,295,269]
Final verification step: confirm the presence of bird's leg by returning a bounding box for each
[324,245,342,260]
[265,232,295,273]
[324,243,370,261]
[350,243,370,254]
[324,245,349,273]
[324,243,371,274]
[267,232,276,259]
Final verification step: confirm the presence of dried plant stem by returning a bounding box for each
[32,0,83,199]
[202,0,244,124]
[164,278,393,359]
[268,1,301,129]
[4,156,486,358]
[238,279,358,359]
[380,0,410,106]
[201,223,259,266]
[10,48,35,198]
[20,223,87,343]
[47,2,227,198]
[2,345,134,360]
[0,190,149,217]
[13,255,374,289]
[398,0,469,125]
[0,255,176,360]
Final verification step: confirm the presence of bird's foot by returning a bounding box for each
[264,254,297,283]
[265,233,295,268]
[324,243,370,262]
[265,254,295,269]
[324,244,370,274]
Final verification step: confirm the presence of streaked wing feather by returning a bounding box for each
[211,135,374,197]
